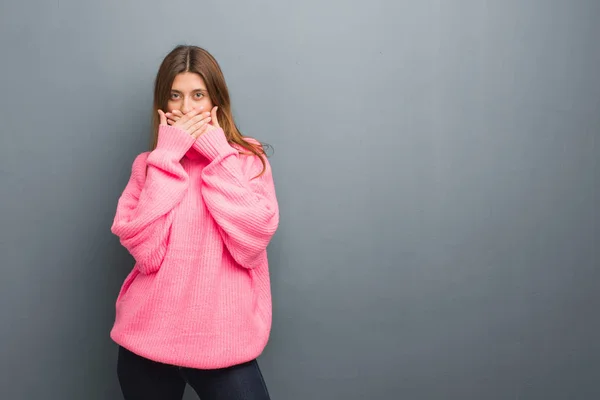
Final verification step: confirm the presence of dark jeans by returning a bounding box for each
[117,346,271,400]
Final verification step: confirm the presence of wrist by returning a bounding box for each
[193,127,236,160]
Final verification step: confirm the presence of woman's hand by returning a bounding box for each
[164,106,221,137]
[157,108,212,139]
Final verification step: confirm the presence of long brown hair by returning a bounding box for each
[150,45,267,177]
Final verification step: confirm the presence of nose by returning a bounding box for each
[181,97,191,114]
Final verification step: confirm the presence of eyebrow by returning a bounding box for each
[171,88,207,93]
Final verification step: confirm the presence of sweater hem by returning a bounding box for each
[110,328,270,370]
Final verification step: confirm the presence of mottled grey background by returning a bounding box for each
[0,0,598,398]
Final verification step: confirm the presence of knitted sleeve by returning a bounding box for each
[111,125,196,274]
[192,128,279,269]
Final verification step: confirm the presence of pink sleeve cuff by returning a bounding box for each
[155,125,196,158]
[193,128,237,161]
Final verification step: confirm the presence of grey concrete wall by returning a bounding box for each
[0,0,598,398]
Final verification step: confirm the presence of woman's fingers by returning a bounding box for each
[176,108,202,125]
[157,109,167,125]
[164,108,214,138]
[191,122,210,139]
[182,112,211,131]
[210,106,220,128]
[189,116,212,137]
[166,109,184,119]
[166,111,181,126]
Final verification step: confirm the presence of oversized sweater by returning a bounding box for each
[109,124,279,369]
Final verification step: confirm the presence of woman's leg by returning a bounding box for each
[183,359,271,400]
[117,346,187,400]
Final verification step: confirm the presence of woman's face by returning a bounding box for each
[167,72,214,114]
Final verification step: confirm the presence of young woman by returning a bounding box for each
[110,45,279,400]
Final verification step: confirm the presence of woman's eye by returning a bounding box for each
[171,93,180,99]
[195,93,204,98]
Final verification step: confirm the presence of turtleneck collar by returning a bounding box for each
[184,146,201,160]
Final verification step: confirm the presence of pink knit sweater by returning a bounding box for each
[110,124,279,369]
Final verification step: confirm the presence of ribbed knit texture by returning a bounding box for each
[110,124,279,369]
